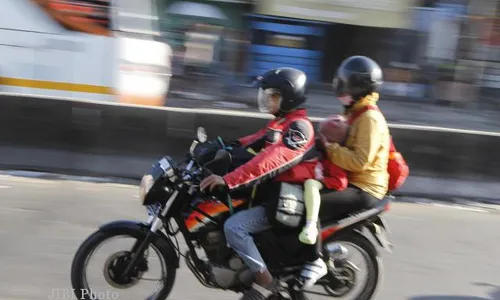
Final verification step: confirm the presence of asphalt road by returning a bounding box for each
[0,174,499,300]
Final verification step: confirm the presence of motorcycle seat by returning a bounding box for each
[319,194,393,224]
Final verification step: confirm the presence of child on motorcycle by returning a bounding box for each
[295,114,350,289]
[299,114,349,245]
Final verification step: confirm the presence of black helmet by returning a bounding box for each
[255,67,308,115]
[333,56,383,100]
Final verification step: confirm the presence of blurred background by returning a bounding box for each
[1,0,498,114]
[161,0,500,110]
[0,2,499,300]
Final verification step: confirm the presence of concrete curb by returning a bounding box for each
[0,146,499,208]
[1,94,499,205]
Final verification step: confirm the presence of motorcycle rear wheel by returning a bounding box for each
[322,231,384,300]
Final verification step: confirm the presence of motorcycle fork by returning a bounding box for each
[123,216,162,276]
[124,189,183,275]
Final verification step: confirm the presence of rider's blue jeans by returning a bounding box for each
[224,206,271,273]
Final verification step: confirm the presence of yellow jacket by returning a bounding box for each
[326,93,390,199]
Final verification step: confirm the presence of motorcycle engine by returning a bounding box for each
[200,231,232,265]
[199,231,254,288]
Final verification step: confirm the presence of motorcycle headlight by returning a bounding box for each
[139,156,178,205]
[139,174,154,205]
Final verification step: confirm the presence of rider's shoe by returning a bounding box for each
[298,258,328,289]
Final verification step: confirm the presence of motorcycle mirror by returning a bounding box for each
[197,127,207,143]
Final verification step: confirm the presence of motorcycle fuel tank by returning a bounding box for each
[184,198,247,233]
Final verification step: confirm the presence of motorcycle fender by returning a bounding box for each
[366,219,393,253]
[98,220,180,268]
[374,216,391,234]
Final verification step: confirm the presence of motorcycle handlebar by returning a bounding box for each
[187,167,231,208]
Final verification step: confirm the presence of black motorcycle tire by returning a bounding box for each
[70,228,177,300]
[322,231,384,300]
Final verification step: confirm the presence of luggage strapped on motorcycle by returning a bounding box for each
[347,105,409,192]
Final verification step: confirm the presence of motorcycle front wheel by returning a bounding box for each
[70,224,177,300]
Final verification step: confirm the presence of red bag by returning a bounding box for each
[347,105,409,191]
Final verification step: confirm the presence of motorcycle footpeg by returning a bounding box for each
[331,258,360,272]
[290,277,306,291]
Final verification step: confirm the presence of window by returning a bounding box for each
[267,34,306,48]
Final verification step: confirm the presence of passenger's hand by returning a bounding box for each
[319,134,331,148]
[200,174,227,192]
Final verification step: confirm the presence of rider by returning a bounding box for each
[298,55,391,288]
[200,67,318,300]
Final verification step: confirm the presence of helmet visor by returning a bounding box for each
[257,88,281,113]
[332,77,347,97]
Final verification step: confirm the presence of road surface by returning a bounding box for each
[0,173,499,300]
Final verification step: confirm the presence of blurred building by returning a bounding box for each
[158,0,255,98]
[246,0,419,84]
[243,0,499,104]
[411,0,500,106]
[157,0,499,104]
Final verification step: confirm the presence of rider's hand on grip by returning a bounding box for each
[199,171,229,201]
[211,184,231,209]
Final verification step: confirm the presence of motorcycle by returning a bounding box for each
[70,127,393,300]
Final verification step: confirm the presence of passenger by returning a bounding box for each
[298,55,391,288]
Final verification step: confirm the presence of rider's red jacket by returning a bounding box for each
[223,109,320,191]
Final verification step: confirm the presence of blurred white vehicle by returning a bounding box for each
[0,0,172,106]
